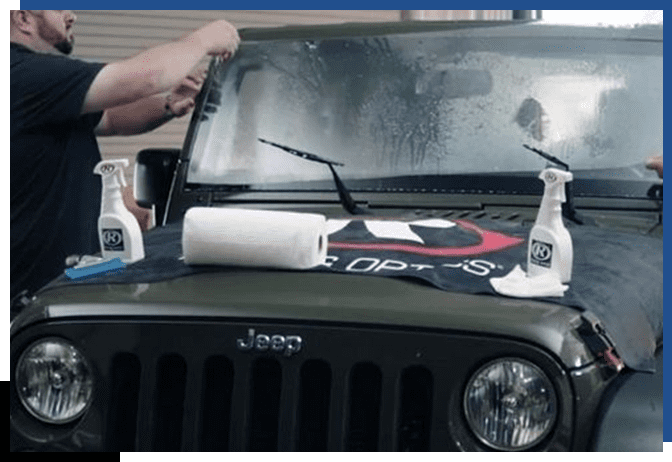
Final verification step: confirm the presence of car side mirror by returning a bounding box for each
[134,148,180,226]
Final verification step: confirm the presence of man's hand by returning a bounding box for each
[166,67,208,117]
[191,19,240,59]
[83,18,239,115]
[123,185,153,231]
[95,67,207,136]
[646,156,663,179]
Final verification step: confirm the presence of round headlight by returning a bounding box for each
[463,358,557,451]
[16,338,94,424]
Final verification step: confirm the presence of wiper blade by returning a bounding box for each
[258,138,344,166]
[257,138,366,215]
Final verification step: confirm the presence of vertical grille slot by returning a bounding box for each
[397,366,434,451]
[346,362,382,451]
[200,356,234,451]
[248,358,282,451]
[152,354,187,451]
[106,353,141,451]
[297,360,332,451]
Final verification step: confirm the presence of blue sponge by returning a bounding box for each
[65,257,126,280]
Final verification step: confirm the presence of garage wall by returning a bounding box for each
[71,10,402,181]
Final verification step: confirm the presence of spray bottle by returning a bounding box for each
[527,168,573,283]
[94,159,145,263]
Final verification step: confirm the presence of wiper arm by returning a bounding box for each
[258,138,366,215]
[523,144,569,171]
[523,144,584,225]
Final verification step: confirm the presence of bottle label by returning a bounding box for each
[530,239,552,268]
[102,228,125,251]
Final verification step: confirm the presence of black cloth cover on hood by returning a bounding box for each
[45,216,663,372]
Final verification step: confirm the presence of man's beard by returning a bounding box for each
[54,39,73,55]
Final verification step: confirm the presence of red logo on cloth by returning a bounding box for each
[329,219,524,257]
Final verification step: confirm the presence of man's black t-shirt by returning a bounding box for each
[10,43,106,299]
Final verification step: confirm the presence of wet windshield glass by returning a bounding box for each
[186,23,662,191]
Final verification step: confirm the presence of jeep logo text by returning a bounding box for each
[236,329,303,357]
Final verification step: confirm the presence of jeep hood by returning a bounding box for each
[31,210,663,372]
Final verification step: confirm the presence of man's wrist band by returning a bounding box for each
[164,94,176,119]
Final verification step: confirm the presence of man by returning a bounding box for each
[10,10,240,301]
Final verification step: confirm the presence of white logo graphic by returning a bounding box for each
[327,218,456,244]
[323,255,503,277]
[544,171,557,183]
[102,229,124,251]
[99,164,115,175]
[530,240,552,267]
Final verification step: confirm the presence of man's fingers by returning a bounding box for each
[181,77,202,91]
[182,67,208,89]
[171,97,196,117]
[199,19,240,57]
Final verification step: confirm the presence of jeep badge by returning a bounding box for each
[236,328,303,357]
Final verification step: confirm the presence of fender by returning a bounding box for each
[592,348,663,451]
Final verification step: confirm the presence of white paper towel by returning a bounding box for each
[489,264,569,298]
[182,207,328,269]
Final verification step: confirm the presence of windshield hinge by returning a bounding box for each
[575,312,625,372]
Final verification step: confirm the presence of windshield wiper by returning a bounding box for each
[523,144,584,225]
[258,138,367,215]
[523,144,569,170]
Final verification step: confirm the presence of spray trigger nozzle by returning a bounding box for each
[94,159,128,187]
[540,169,572,203]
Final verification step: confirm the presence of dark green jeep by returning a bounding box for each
[10,20,663,451]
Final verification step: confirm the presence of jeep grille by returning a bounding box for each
[107,348,435,451]
[11,320,570,451]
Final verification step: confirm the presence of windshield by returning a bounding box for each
[186,22,663,194]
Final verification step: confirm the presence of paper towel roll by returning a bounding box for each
[182,207,328,269]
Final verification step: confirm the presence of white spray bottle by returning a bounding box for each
[94,159,145,263]
[527,168,573,283]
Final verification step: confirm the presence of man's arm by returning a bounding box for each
[82,19,238,115]
[95,94,171,136]
[95,67,205,136]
